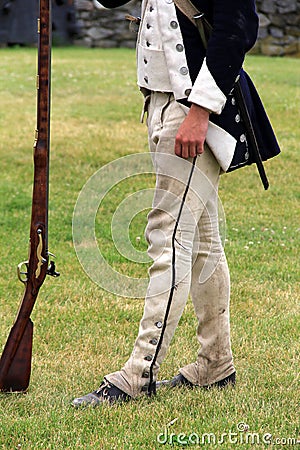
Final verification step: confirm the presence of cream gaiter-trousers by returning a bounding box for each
[106,93,235,398]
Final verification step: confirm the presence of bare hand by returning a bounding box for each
[175,104,210,159]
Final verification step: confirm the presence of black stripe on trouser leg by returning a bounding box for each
[148,156,197,396]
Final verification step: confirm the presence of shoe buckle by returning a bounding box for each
[96,380,111,396]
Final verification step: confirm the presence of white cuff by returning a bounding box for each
[93,1,106,9]
[188,58,227,115]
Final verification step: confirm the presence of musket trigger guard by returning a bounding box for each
[17,261,29,284]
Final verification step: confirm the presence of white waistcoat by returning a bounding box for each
[137,0,193,100]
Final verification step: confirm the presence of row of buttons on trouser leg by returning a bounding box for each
[141,321,163,391]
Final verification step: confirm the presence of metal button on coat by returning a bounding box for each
[240,134,246,142]
[142,369,150,378]
[231,97,236,106]
[149,338,158,345]
[176,43,184,52]
[180,66,188,75]
[155,321,163,329]
[185,88,191,96]
[144,355,153,361]
[170,20,178,29]
[235,114,240,123]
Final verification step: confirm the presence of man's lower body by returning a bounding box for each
[73,92,235,406]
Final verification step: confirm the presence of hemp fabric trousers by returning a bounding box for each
[106,92,235,398]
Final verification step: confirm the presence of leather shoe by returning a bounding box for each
[72,379,131,408]
[157,371,236,389]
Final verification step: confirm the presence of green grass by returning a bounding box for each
[0,47,299,449]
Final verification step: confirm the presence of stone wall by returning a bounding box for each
[74,0,141,48]
[74,0,300,56]
[255,0,300,55]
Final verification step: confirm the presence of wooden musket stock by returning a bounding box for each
[0,0,58,393]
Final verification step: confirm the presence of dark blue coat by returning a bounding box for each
[177,0,280,170]
[100,0,281,169]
